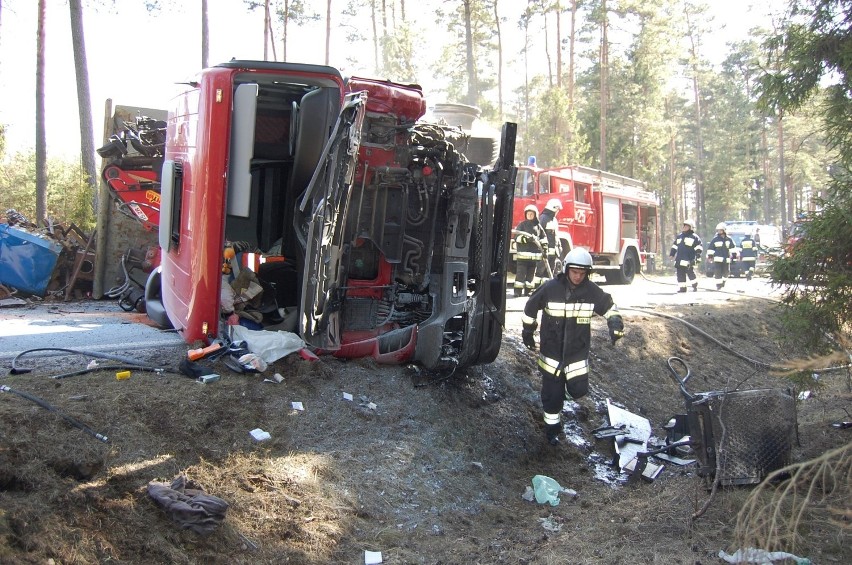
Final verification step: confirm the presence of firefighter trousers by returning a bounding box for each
[675,264,697,289]
[541,368,589,420]
[515,259,538,291]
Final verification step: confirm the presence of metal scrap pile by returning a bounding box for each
[0,209,96,300]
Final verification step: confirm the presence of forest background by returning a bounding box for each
[0,0,836,242]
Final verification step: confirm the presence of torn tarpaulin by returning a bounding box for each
[147,475,229,535]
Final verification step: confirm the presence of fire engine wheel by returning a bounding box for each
[618,252,638,284]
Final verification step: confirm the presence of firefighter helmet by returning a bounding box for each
[523,204,538,216]
[545,198,563,213]
[564,248,593,271]
[715,222,727,232]
[683,218,695,229]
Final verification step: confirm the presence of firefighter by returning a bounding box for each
[738,230,759,281]
[707,222,737,289]
[513,204,547,296]
[669,218,703,293]
[538,198,563,279]
[521,248,625,446]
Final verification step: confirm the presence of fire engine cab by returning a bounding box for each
[512,161,659,284]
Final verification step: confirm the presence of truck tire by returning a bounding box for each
[613,250,638,285]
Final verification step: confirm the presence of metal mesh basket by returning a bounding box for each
[667,357,798,486]
[688,388,797,486]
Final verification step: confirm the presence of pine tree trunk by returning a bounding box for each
[494,0,503,122]
[325,0,332,65]
[69,0,98,217]
[201,0,209,67]
[36,0,48,227]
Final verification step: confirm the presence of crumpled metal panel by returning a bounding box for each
[689,388,797,486]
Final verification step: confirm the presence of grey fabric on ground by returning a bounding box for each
[147,475,229,535]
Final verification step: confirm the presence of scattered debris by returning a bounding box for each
[291,402,304,411]
[342,392,354,401]
[263,373,284,384]
[606,400,653,470]
[538,515,563,533]
[364,550,383,564]
[530,475,577,506]
[249,428,271,442]
[718,548,811,564]
[1,212,97,299]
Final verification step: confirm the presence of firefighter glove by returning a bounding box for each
[522,330,536,351]
[607,315,624,345]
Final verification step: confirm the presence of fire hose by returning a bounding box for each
[0,384,109,442]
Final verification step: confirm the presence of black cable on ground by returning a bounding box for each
[9,347,168,375]
[0,384,109,442]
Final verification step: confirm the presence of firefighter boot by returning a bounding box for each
[746,271,753,281]
[692,282,699,292]
[678,288,687,293]
[716,283,723,290]
[545,423,561,446]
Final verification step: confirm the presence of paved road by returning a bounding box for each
[1,272,782,365]
[0,301,184,363]
[503,272,784,329]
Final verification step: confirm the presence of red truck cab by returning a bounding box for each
[145,61,517,369]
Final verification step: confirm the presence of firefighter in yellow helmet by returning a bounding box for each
[706,222,737,289]
[513,204,548,296]
[522,248,624,446]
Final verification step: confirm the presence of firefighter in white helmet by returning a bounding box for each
[521,247,625,446]
[738,229,759,281]
[706,222,737,289]
[513,204,548,296]
[669,218,703,292]
[538,198,563,279]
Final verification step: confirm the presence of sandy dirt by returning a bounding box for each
[0,280,849,564]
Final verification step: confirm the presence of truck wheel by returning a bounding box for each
[615,251,638,285]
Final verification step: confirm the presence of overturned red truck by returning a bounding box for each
[144,61,517,369]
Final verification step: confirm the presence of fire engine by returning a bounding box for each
[512,160,659,284]
[143,60,517,370]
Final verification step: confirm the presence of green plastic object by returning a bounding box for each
[532,475,563,506]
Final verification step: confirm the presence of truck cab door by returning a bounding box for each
[299,92,367,350]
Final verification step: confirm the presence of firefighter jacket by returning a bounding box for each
[707,234,737,263]
[514,218,547,261]
[739,235,758,262]
[669,229,703,267]
[538,208,560,257]
[522,273,622,381]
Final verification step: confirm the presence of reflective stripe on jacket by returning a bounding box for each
[669,230,703,266]
[707,234,736,263]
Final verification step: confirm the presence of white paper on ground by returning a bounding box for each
[364,550,382,564]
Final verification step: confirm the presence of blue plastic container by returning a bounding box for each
[0,223,64,296]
